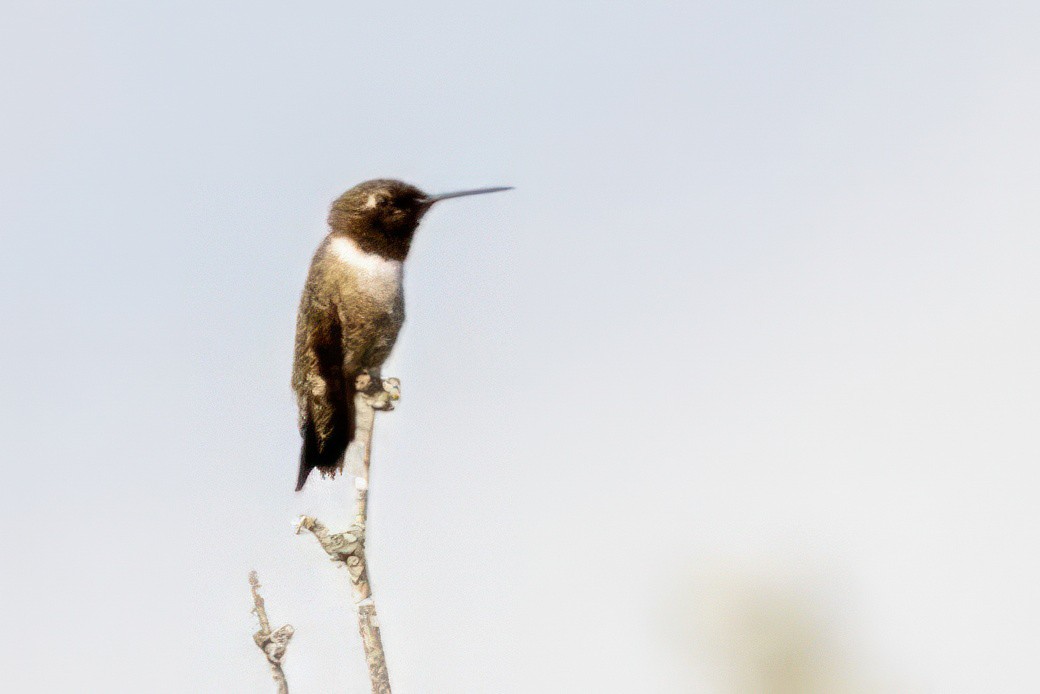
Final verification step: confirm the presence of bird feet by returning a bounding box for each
[354,373,401,411]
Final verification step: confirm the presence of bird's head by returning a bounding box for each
[328,179,512,260]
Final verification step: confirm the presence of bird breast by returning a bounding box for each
[329,236,403,311]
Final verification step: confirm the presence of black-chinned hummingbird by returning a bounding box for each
[292,179,512,490]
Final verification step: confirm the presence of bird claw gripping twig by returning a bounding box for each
[355,374,401,411]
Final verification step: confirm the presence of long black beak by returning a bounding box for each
[419,186,513,205]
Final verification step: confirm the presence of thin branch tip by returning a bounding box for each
[293,516,314,534]
[249,571,293,692]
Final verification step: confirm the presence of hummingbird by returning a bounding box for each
[292,179,512,490]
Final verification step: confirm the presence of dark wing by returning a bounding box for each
[292,283,356,491]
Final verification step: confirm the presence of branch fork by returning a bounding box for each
[295,514,370,601]
[356,373,400,411]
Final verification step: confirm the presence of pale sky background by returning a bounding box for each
[2,1,1039,692]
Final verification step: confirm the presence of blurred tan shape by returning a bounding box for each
[662,562,913,694]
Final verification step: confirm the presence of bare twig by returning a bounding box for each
[249,571,294,694]
[296,375,399,694]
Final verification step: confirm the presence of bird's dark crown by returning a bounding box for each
[328,179,429,261]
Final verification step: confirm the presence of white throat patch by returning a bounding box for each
[329,236,403,305]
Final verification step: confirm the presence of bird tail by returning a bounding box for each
[295,396,356,491]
